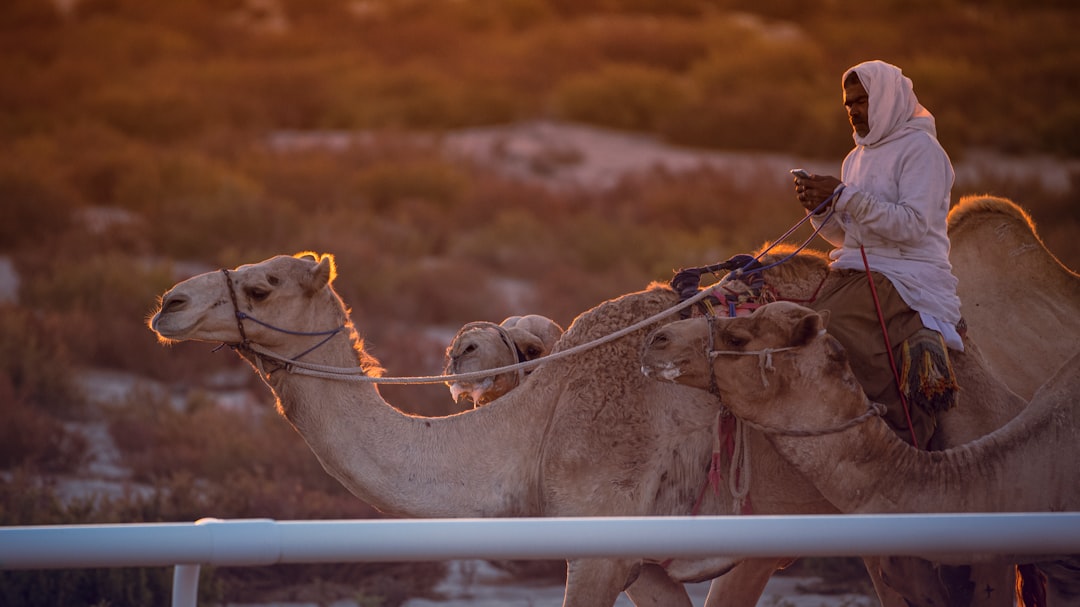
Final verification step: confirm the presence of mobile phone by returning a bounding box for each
[790,169,812,179]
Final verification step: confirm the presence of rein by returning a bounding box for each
[221,268,726,385]
[216,190,842,386]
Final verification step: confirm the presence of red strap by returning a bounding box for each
[859,246,919,447]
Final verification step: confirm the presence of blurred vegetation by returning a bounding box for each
[1,0,1078,603]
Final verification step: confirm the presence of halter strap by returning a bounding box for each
[706,330,886,437]
[220,268,346,362]
[222,268,249,347]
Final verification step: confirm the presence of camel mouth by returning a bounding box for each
[448,378,495,407]
[148,310,200,342]
[641,362,682,382]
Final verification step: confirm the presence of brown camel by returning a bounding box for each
[150,252,795,607]
[444,314,564,407]
[148,246,1031,607]
[683,244,1028,607]
[640,301,1080,605]
[947,195,1080,400]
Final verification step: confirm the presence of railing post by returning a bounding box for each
[169,517,229,607]
[171,564,201,607]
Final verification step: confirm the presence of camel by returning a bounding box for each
[148,247,1034,607]
[444,314,564,407]
[639,300,1080,604]
[150,252,795,607]
[672,244,1033,606]
[947,195,1080,400]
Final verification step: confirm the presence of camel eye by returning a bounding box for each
[463,344,477,355]
[267,275,281,286]
[525,346,542,359]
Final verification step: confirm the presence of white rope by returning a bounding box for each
[246,275,731,385]
[729,416,751,514]
[709,346,797,388]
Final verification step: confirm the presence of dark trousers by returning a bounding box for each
[808,269,934,448]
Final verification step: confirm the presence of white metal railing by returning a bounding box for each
[3,514,1079,607]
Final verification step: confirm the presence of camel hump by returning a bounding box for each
[947,195,1036,234]
[949,194,1078,277]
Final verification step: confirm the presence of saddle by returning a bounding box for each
[670,254,772,319]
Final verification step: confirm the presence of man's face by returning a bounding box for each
[844,80,870,137]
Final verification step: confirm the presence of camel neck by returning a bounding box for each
[767,382,1074,515]
[260,333,549,518]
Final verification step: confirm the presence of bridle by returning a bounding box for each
[446,321,528,405]
[701,314,885,438]
[221,268,346,364]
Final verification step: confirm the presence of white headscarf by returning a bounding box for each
[843,60,937,148]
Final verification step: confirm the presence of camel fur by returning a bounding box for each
[947,195,1080,400]
[149,250,1021,607]
[151,253,795,607]
[683,243,1033,607]
[641,301,1080,605]
[146,195,1061,607]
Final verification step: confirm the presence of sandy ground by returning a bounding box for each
[403,560,878,607]
[222,560,877,607]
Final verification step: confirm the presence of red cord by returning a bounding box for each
[860,246,920,447]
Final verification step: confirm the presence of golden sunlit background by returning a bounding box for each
[2,0,1078,604]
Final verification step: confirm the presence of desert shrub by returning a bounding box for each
[0,471,444,607]
[670,36,845,155]
[572,15,710,71]
[0,305,83,417]
[0,383,88,473]
[552,64,690,132]
[114,151,300,259]
[19,252,174,318]
[54,123,162,209]
[0,164,80,252]
[450,208,563,274]
[106,387,369,502]
[352,158,469,214]
[86,76,209,143]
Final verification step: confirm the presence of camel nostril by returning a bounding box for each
[160,295,187,315]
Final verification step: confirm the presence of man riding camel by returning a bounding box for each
[792,59,963,449]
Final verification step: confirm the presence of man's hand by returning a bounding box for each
[793,173,843,213]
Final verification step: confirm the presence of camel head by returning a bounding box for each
[641,302,851,422]
[149,252,351,355]
[500,314,565,356]
[443,322,521,407]
[442,315,563,407]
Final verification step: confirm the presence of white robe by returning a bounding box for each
[811,60,964,351]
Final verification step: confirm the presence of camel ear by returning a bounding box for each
[789,309,826,348]
[507,327,546,360]
[303,254,336,294]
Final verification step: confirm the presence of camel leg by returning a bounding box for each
[871,556,1018,607]
[703,558,788,607]
[624,563,692,607]
[866,556,927,607]
[563,557,637,607]
[1038,556,1079,607]
[967,563,1018,607]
